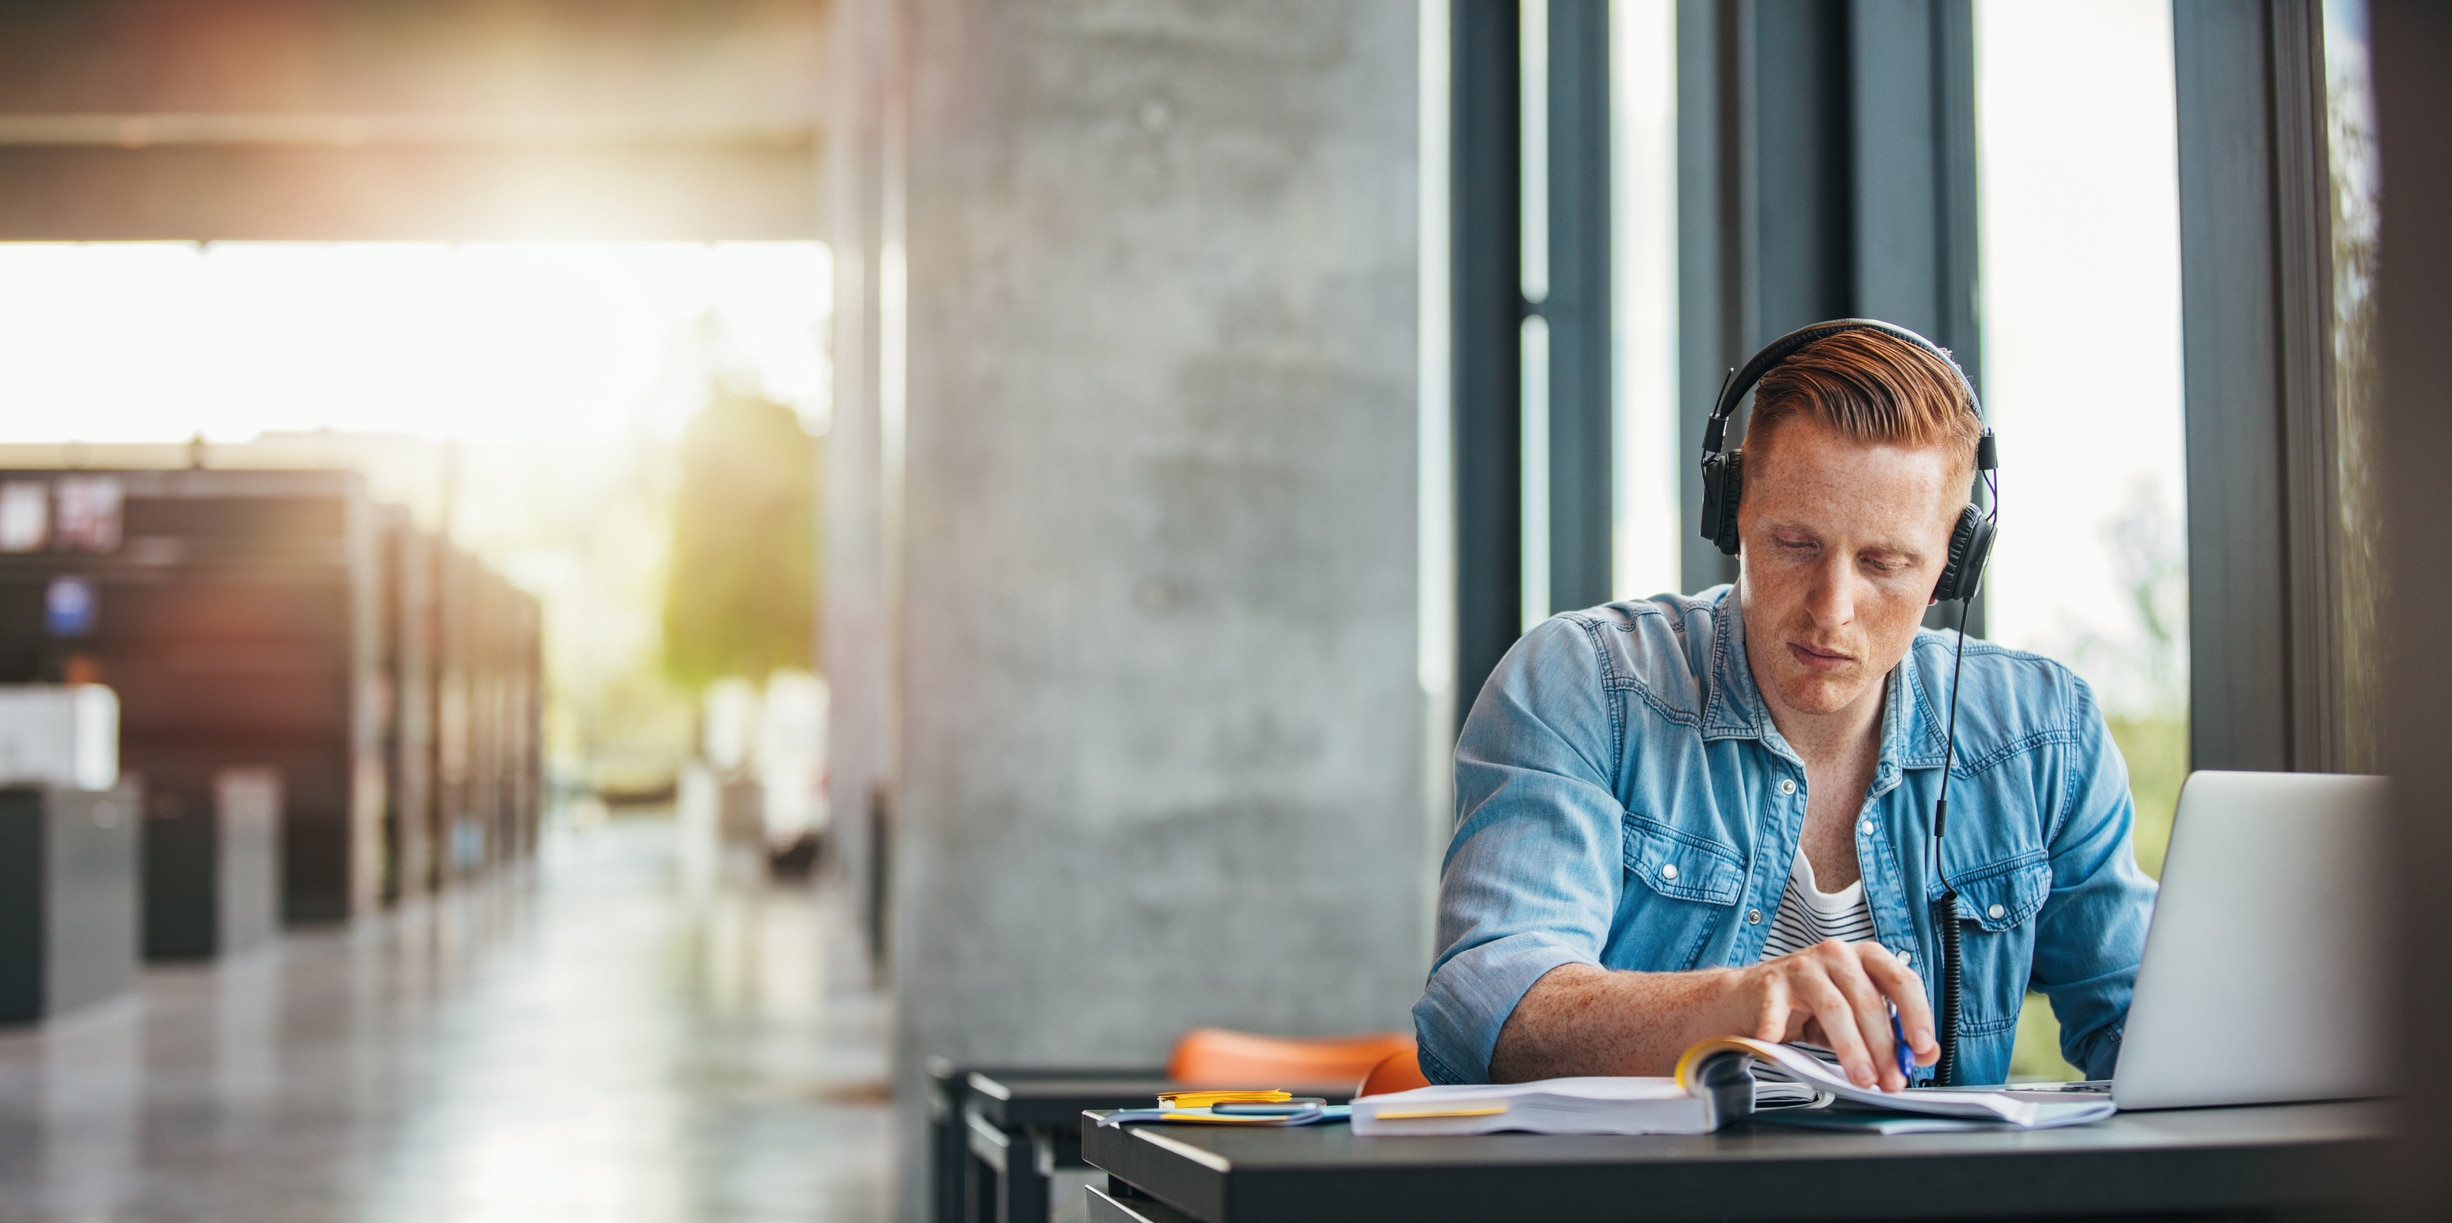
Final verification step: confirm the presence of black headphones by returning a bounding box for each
[1697,319,1998,604]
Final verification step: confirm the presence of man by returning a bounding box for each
[1413,326,2157,1092]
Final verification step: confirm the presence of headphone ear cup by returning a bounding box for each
[1699,448,1745,556]
[1932,505,1995,603]
[1713,449,1744,556]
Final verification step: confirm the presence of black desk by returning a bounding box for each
[925,1062,1165,1223]
[963,1074,1357,1223]
[969,1075,1180,1223]
[1081,1101,2392,1222]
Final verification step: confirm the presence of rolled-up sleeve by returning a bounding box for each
[2030,676,2159,1080]
[1414,616,1629,1085]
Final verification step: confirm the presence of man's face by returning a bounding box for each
[1737,416,1964,725]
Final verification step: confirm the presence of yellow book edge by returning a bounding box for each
[1672,1035,1785,1093]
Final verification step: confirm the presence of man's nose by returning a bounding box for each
[1806,559,1858,626]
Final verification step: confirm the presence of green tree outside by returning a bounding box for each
[662,386,823,690]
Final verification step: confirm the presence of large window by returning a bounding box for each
[1471,0,2363,1084]
[1564,1,2196,879]
[1975,0,2190,868]
[1973,0,2187,1076]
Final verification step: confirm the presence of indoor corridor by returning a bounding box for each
[0,819,890,1223]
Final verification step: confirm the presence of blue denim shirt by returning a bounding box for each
[1413,586,2157,1087]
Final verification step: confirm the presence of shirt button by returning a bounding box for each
[1660,863,1679,881]
[1897,948,1913,964]
[1778,779,1797,796]
[1747,908,1763,925]
[1858,819,1875,837]
[1987,903,2007,920]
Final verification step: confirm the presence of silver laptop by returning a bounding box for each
[2108,770,2391,1110]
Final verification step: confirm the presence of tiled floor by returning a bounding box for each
[0,817,891,1223]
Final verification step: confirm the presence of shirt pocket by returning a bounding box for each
[1949,853,2051,931]
[1619,811,1747,972]
[1622,812,1746,906]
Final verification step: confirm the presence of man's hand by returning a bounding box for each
[1724,940,1938,1091]
[1489,945,1941,1085]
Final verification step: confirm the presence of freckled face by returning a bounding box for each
[1736,416,1964,724]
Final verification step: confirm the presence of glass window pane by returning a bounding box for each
[1522,0,1551,632]
[1609,0,1681,602]
[2323,0,2382,771]
[1974,0,2188,1080]
[1975,0,2189,873]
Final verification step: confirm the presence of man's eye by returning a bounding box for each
[1778,538,1815,551]
[1861,556,1904,574]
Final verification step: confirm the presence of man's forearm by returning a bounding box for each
[1488,962,1745,1082]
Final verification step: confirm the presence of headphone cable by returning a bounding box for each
[1929,468,1992,1086]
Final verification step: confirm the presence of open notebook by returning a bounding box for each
[1350,1037,2115,1136]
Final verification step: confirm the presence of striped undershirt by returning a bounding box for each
[1754,851,1882,1078]
[1757,850,1878,962]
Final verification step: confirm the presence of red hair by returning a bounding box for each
[1747,329,1983,484]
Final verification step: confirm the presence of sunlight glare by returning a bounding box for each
[0,242,829,445]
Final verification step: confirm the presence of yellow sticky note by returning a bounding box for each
[1154,1089,1291,1109]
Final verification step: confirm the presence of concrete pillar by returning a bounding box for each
[881,0,1429,1204]
[824,0,896,951]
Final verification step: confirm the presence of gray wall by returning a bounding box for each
[883,0,1430,1187]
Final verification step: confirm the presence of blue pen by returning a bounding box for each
[1889,1002,1915,1084]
